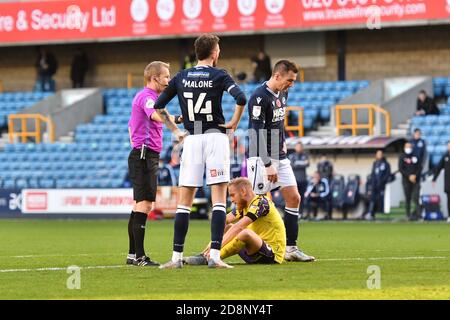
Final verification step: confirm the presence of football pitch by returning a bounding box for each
[0,219,449,300]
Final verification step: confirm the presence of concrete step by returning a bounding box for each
[0,132,10,149]
[398,123,410,130]
[316,125,334,132]
[309,130,336,137]
[59,135,74,143]
[391,128,408,137]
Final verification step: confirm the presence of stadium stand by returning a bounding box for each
[409,78,450,169]
[0,91,53,127]
[0,81,369,189]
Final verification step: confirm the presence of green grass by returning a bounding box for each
[0,219,449,300]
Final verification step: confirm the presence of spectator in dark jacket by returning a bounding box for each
[35,47,58,92]
[416,90,439,116]
[304,171,331,220]
[70,48,89,88]
[317,155,333,182]
[411,128,427,174]
[364,150,391,220]
[432,141,450,218]
[251,51,272,83]
[399,142,422,221]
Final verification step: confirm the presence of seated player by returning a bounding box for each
[184,177,287,266]
[304,172,331,220]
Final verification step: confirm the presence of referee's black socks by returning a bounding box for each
[128,211,136,255]
[133,211,148,258]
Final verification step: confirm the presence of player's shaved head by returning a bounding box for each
[195,34,220,61]
[272,60,298,76]
[144,61,170,84]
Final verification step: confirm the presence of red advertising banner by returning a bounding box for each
[0,0,449,45]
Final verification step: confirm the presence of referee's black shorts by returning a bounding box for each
[128,148,159,202]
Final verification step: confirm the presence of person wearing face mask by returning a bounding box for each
[399,142,422,221]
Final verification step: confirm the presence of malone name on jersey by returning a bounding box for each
[182,79,213,88]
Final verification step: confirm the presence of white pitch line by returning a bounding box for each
[317,256,449,262]
[0,265,127,273]
[6,253,125,259]
[0,256,449,273]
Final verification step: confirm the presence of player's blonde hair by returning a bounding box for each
[228,177,253,191]
[144,61,170,84]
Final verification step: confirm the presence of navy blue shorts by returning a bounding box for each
[238,241,276,264]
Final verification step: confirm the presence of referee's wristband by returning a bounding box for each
[174,115,182,124]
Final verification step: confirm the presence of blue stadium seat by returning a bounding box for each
[3,179,16,189]
[320,108,331,122]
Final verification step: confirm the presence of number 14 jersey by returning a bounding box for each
[155,65,245,134]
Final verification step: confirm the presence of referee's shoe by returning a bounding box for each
[133,255,160,267]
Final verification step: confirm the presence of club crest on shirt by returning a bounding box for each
[276,99,282,108]
[252,105,261,118]
[145,99,155,109]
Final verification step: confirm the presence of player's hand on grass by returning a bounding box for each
[266,164,278,183]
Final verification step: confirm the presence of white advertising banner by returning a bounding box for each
[22,189,134,214]
[22,187,180,214]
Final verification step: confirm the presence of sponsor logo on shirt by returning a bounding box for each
[210,169,225,177]
[272,106,285,122]
[187,71,210,78]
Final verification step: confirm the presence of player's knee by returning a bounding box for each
[237,229,251,242]
[288,192,301,206]
[136,201,152,214]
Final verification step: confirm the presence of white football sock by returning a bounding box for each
[172,251,183,262]
[210,249,221,262]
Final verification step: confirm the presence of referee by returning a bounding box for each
[126,61,183,267]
